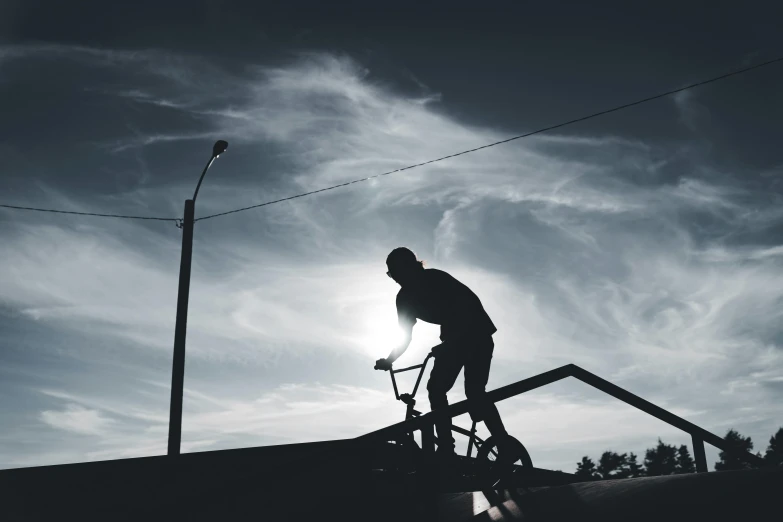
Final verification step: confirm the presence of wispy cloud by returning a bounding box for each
[39,404,116,436]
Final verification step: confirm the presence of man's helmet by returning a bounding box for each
[386,247,418,268]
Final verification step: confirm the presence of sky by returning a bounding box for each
[1,1,782,474]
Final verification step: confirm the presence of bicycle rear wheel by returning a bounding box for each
[475,435,533,486]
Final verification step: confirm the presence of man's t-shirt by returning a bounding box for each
[395,268,497,342]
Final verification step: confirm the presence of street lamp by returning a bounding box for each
[167,140,229,457]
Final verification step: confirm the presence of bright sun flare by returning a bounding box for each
[356,307,405,358]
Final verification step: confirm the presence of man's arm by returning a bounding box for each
[375,300,416,370]
[384,321,413,364]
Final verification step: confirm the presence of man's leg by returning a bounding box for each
[464,337,510,444]
[426,348,464,453]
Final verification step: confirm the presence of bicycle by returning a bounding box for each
[375,344,534,486]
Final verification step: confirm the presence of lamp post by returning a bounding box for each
[167,140,229,457]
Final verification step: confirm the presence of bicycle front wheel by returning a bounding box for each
[390,435,421,475]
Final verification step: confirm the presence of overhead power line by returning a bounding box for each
[1,56,781,224]
[194,56,783,222]
[0,203,177,222]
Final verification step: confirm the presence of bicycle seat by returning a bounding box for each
[399,393,416,406]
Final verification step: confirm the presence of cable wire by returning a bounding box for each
[195,56,783,222]
[0,203,178,222]
[1,56,781,224]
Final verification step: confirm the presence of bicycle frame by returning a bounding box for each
[388,349,486,459]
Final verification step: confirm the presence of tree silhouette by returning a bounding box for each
[625,452,645,477]
[576,452,645,479]
[575,456,599,480]
[573,427,783,476]
[675,444,696,474]
[715,429,762,470]
[597,451,628,479]
[643,439,678,476]
[763,427,783,467]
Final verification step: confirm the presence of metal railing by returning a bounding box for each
[356,363,767,479]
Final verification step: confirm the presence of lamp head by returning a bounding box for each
[213,140,229,158]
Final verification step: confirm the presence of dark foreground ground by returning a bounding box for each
[2,439,780,521]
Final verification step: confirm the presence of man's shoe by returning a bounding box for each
[435,447,458,463]
[434,448,459,487]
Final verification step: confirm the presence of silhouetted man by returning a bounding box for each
[375,247,514,466]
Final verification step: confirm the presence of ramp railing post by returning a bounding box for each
[692,434,708,473]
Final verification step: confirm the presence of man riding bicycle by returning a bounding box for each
[374,247,515,469]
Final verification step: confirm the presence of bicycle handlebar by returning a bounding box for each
[390,362,425,374]
[386,350,436,401]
